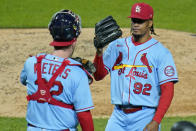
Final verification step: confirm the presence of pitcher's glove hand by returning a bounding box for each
[94,16,122,49]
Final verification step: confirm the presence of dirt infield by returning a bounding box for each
[0,28,195,118]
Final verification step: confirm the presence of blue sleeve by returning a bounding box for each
[103,41,117,71]
[20,62,27,86]
[157,50,178,85]
[73,72,94,113]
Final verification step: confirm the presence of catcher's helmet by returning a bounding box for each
[49,9,81,46]
[171,121,196,131]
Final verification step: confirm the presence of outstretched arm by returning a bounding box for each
[93,16,122,81]
[93,49,108,81]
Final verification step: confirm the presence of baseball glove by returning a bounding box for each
[94,16,122,48]
[72,57,96,84]
[73,57,96,74]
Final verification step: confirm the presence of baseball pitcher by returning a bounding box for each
[93,2,178,131]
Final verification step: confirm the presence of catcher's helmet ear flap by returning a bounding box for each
[171,121,196,131]
[48,9,81,43]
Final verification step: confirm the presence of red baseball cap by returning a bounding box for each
[50,38,77,46]
[128,2,153,20]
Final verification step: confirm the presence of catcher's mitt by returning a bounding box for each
[72,57,96,84]
[94,16,122,49]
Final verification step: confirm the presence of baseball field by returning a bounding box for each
[0,0,196,130]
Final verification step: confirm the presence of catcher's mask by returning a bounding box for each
[49,9,81,46]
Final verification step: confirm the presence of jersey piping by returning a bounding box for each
[127,39,159,104]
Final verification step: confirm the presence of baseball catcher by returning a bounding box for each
[20,9,94,131]
[94,16,122,49]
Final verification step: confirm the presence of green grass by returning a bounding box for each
[0,116,196,131]
[0,0,195,33]
[0,117,27,131]
[161,116,196,131]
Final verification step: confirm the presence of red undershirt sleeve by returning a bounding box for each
[93,53,108,81]
[153,82,174,124]
[77,110,94,131]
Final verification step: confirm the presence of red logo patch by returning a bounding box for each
[164,66,175,77]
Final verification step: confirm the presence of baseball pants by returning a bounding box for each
[105,106,161,131]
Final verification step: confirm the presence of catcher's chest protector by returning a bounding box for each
[26,55,74,110]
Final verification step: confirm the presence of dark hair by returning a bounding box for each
[54,45,72,50]
[150,24,157,35]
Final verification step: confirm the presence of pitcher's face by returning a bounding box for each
[131,18,152,36]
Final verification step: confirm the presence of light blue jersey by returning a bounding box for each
[103,36,178,107]
[20,54,94,130]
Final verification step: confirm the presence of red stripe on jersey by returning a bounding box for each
[125,38,129,60]
[133,41,159,65]
[159,78,178,84]
[132,36,152,46]
[128,41,159,104]
[76,106,94,111]
[104,65,110,72]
